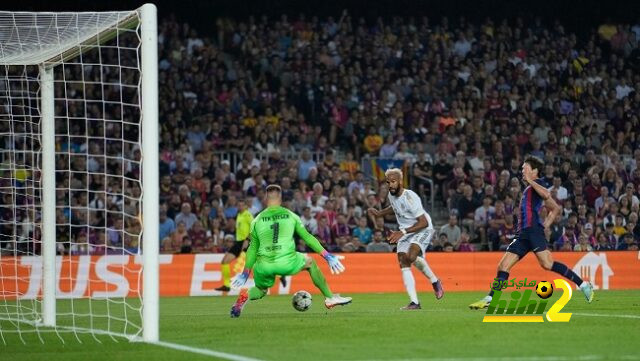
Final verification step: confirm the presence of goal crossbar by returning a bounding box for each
[0,11,139,67]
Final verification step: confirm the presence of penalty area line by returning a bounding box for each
[572,312,640,319]
[152,340,264,361]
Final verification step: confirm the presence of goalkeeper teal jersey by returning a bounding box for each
[245,206,324,268]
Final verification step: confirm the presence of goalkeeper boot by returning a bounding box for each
[325,294,352,309]
[468,295,492,310]
[230,289,249,318]
[579,282,594,303]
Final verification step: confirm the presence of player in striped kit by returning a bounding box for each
[368,168,444,310]
[469,155,594,309]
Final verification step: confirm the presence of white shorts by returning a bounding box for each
[396,228,435,254]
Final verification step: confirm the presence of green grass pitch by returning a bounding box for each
[3,290,640,361]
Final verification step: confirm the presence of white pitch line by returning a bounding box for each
[152,340,264,361]
[573,312,640,319]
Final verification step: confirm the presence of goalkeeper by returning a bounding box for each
[230,184,352,318]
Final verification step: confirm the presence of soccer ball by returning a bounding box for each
[536,281,554,299]
[292,290,312,312]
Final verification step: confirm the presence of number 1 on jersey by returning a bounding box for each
[270,222,279,244]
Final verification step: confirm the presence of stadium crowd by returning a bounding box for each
[4,13,639,256]
[152,13,640,254]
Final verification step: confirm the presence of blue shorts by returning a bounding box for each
[506,227,548,258]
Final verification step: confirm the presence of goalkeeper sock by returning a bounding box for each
[488,270,509,297]
[401,268,419,304]
[248,287,267,300]
[551,261,584,286]
[413,257,439,283]
[221,264,231,288]
[308,259,333,298]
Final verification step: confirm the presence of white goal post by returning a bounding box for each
[0,3,158,343]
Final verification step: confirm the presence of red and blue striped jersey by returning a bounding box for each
[517,178,549,232]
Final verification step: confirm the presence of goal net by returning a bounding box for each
[0,4,159,343]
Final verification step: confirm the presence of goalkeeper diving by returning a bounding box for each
[230,184,352,317]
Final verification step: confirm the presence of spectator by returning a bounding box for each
[603,223,619,249]
[379,135,399,158]
[298,150,316,181]
[595,233,614,251]
[353,217,373,245]
[307,182,328,207]
[301,207,318,235]
[555,226,578,251]
[223,196,239,218]
[348,172,366,198]
[550,176,568,202]
[439,215,461,246]
[457,185,478,234]
[180,236,193,254]
[339,151,359,179]
[457,231,475,252]
[613,214,628,239]
[619,183,640,207]
[497,215,517,251]
[433,155,452,199]
[443,242,455,252]
[315,217,333,250]
[617,233,638,250]
[332,214,351,242]
[595,186,616,217]
[188,221,208,252]
[366,230,392,253]
[584,174,602,208]
[430,233,447,252]
[583,223,597,248]
[163,221,187,253]
[209,218,225,252]
[394,142,416,163]
[474,196,496,248]
[412,151,433,197]
[174,203,197,230]
[106,219,124,249]
[574,234,594,252]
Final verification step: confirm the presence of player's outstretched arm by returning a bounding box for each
[231,224,259,289]
[293,213,345,274]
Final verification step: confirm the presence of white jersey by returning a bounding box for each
[388,189,434,231]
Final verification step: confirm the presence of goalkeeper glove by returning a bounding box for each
[321,251,346,274]
[231,268,250,289]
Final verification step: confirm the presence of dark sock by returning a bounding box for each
[488,270,510,297]
[551,261,583,286]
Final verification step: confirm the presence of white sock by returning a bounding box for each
[401,267,419,304]
[413,257,439,283]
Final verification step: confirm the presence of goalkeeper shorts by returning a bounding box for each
[252,253,306,289]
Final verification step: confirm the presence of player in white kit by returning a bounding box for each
[368,168,444,310]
